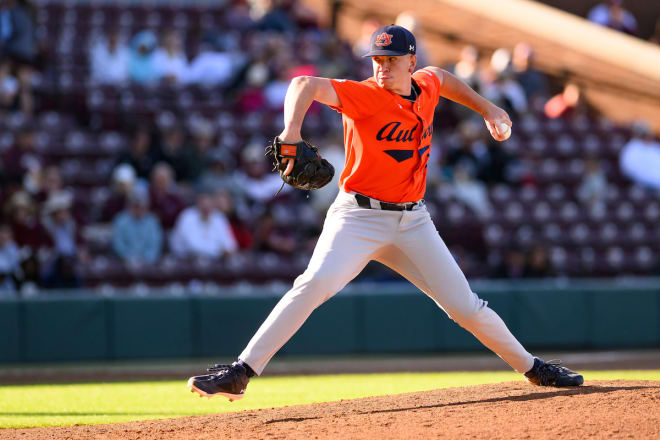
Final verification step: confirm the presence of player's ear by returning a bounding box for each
[409,55,417,73]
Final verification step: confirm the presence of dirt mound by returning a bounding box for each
[3,380,659,440]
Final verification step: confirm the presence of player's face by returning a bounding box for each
[371,54,416,93]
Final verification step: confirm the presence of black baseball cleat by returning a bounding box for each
[524,357,584,387]
[187,362,250,401]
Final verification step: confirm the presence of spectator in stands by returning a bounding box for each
[224,1,255,31]
[33,165,88,223]
[0,223,20,293]
[289,0,319,29]
[215,188,252,250]
[89,28,129,85]
[512,42,549,105]
[197,148,237,194]
[477,138,518,185]
[3,124,41,185]
[264,68,290,111]
[395,11,431,68]
[5,190,51,251]
[318,34,355,79]
[253,207,296,255]
[254,0,297,33]
[444,119,483,177]
[544,81,581,119]
[587,0,637,36]
[451,164,492,219]
[183,33,237,87]
[293,38,322,75]
[524,244,554,278]
[102,163,139,222]
[178,118,216,183]
[41,192,83,288]
[452,45,480,90]
[5,190,51,287]
[490,47,511,75]
[170,190,237,259]
[577,157,608,208]
[482,49,528,116]
[112,188,162,264]
[496,71,528,116]
[157,123,188,181]
[262,33,294,77]
[149,162,184,229]
[128,30,159,85]
[41,192,77,256]
[237,61,268,114]
[619,120,660,189]
[153,30,188,85]
[513,152,539,187]
[233,141,290,204]
[116,125,160,180]
[493,247,527,279]
[0,68,18,109]
[352,17,381,59]
[34,164,63,204]
[0,0,38,116]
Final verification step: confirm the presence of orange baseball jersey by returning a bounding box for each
[329,68,442,203]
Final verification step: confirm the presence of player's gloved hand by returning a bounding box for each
[265,137,335,194]
[483,104,512,141]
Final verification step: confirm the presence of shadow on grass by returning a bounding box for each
[361,385,660,415]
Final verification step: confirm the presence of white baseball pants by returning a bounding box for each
[239,191,535,375]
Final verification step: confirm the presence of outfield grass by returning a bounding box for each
[1,370,658,429]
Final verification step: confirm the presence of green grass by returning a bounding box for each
[1,370,658,429]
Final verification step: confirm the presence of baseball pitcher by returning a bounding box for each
[188,25,583,401]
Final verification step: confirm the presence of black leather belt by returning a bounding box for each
[354,193,423,211]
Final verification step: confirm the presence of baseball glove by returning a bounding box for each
[265,138,335,193]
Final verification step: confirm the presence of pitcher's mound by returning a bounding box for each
[8,380,660,439]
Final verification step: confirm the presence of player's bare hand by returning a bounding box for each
[276,131,301,176]
[282,158,294,176]
[482,105,512,141]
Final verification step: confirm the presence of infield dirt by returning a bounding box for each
[2,380,658,439]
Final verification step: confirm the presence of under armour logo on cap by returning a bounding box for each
[363,24,417,57]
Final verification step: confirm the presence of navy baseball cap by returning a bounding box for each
[363,24,417,57]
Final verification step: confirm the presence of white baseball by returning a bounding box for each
[497,122,511,140]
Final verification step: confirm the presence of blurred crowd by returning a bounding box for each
[0,0,359,294]
[587,0,660,44]
[0,0,658,295]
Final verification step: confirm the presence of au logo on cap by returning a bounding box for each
[375,32,393,47]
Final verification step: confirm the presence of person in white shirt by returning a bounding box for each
[182,35,241,87]
[153,30,189,84]
[90,29,130,85]
[170,190,238,258]
[264,69,290,111]
[620,121,660,190]
[452,164,492,219]
[232,142,290,203]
